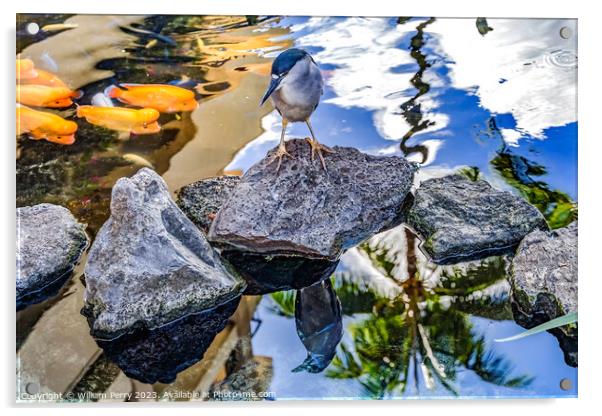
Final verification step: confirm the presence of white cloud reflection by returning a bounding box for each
[429,18,577,140]
[294,17,449,141]
[224,111,281,171]
[227,18,577,172]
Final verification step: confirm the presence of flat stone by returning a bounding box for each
[177,175,339,295]
[408,174,548,264]
[209,139,417,260]
[16,203,88,310]
[510,221,578,367]
[176,176,241,234]
[82,168,246,339]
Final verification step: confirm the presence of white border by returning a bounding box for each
[3,1,600,415]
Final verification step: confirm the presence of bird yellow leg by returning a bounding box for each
[268,118,294,172]
[304,119,334,171]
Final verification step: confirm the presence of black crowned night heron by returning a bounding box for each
[260,48,333,171]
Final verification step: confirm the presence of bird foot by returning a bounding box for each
[305,137,334,171]
[267,143,294,173]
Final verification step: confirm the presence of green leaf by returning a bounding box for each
[494,312,577,343]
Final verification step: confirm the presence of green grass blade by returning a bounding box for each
[494,311,577,343]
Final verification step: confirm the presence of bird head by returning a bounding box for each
[260,48,313,106]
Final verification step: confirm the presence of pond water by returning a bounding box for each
[16,14,577,400]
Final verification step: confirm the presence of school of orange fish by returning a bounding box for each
[16,58,199,145]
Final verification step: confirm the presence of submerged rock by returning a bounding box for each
[98,297,240,384]
[176,176,241,234]
[408,174,548,264]
[82,168,245,339]
[209,139,417,259]
[16,203,87,310]
[510,221,578,367]
[209,356,274,401]
[293,279,343,373]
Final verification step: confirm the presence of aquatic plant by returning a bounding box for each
[495,312,578,343]
[491,149,577,229]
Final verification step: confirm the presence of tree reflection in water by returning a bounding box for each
[271,226,533,398]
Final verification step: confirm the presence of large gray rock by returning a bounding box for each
[176,176,241,234]
[177,175,340,295]
[82,168,246,339]
[209,139,417,260]
[408,174,548,264]
[16,203,87,309]
[510,221,578,367]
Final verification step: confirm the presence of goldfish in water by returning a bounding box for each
[76,106,161,135]
[223,169,243,177]
[19,68,69,88]
[105,84,198,113]
[123,153,154,168]
[41,23,79,32]
[17,59,38,81]
[17,105,78,145]
[17,84,80,108]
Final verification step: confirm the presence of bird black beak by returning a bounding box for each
[260,76,283,106]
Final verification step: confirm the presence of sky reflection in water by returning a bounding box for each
[244,16,577,399]
[16,15,577,400]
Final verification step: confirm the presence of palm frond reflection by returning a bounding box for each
[325,226,532,398]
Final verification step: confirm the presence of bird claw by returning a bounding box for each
[305,137,334,171]
[267,144,294,173]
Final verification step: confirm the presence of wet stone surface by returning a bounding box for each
[16,203,88,310]
[209,139,418,260]
[82,168,246,339]
[407,174,548,264]
[510,221,578,367]
[176,176,241,234]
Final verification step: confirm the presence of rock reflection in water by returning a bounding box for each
[95,297,240,384]
[293,279,343,373]
[223,251,339,295]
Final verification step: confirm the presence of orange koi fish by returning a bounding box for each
[20,68,69,88]
[17,84,80,108]
[17,105,78,145]
[105,84,198,113]
[17,59,38,81]
[76,106,161,135]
